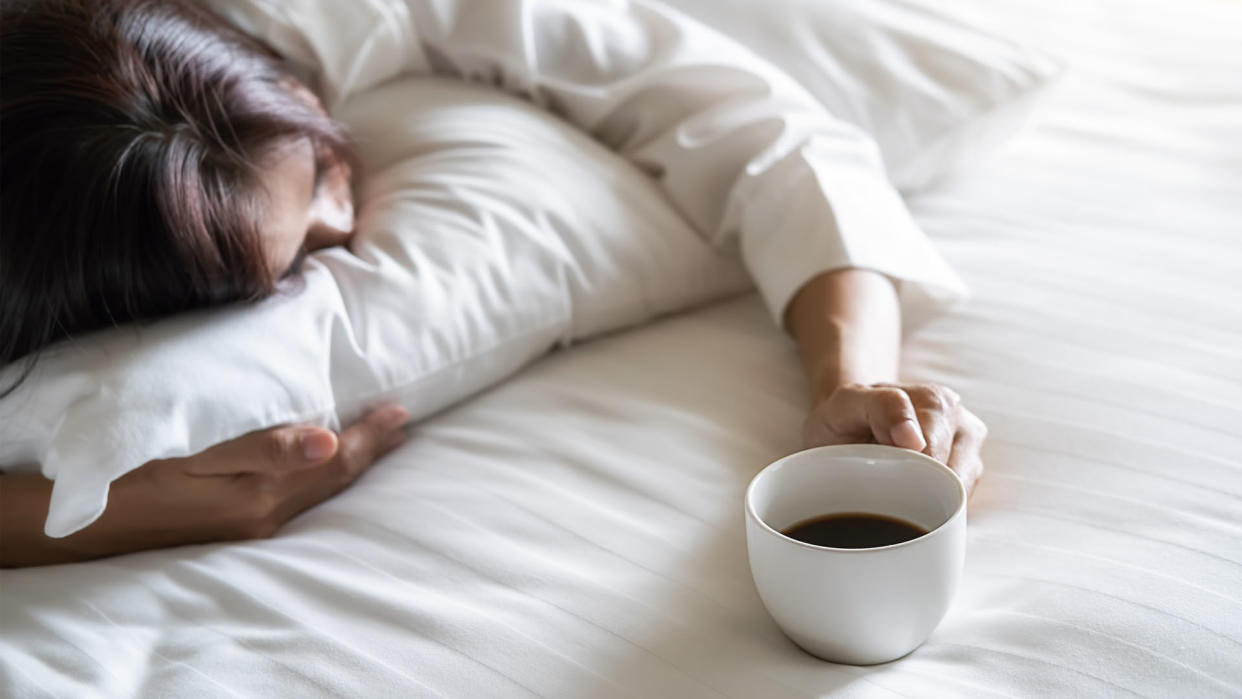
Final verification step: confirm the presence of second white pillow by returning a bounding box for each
[660,0,1062,190]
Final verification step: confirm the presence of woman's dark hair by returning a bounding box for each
[0,0,350,393]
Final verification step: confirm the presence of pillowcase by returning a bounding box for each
[659,0,1062,190]
[0,77,752,537]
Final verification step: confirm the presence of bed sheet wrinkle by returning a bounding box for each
[40,569,238,693]
[916,350,1242,436]
[306,533,625,695]
[300,533,663,699]
[928,642,1140,699]
[302,496,821,699]
[993,472,1242,542]
[979,497,1241,575]
[8,566,269,699]
[976,391,1240,459]
[976,406,1241,487]
[399,419,773,609]
[1,608,130,698]
[300,553,640,699]
[984,435,1242,503]
[204,542,541,698]
[155,554,443,697]
[450,430,724,530]
[981,607,1234,692]
[985,450,1242,520]
[925,316,1242,386]
[967,529,1241,615]
[423,458,757,615]
[333,462,757,633]
[943,290,1242,364]
[963,571,1242,660]
[1,667,57,699]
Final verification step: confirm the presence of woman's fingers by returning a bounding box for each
[176,401,407,480]
[946,407,988,495]
[172,423,339,477]
[329,404,410,483]
[261,405,410,532]
[833,383,926,450]
[806,382,987,496]
[806,384,925,450]
[92,405,412,547]
[873,383,961,462]
[809,383,982,459]
[908,384,960,463]
[867,387,925,451]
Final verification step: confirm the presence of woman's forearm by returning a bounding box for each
[784,268,902,402]
[1,406,409,568]
[2,469,227,568]
[0,473,96,567]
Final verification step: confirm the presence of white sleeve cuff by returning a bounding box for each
[739,145,968,328]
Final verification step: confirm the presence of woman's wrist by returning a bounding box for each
[786,268,902,404]
[0,473,101,567]
[1,468,192,567]
[803,320,872,402]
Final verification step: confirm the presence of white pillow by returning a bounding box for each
[660,0,1062,190]
[0,77,751,537]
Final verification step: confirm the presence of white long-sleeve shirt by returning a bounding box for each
[206,0,967,325]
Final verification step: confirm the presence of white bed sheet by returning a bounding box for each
[2,0,1240,696]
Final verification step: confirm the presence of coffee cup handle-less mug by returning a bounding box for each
[744,444,967,665]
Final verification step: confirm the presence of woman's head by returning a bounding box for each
[0,0,355,383]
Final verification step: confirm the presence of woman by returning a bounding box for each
[0,0,986,566]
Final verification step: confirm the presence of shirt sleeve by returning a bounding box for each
[206,0,967,326]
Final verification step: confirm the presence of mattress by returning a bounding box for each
[2,0,1240,696]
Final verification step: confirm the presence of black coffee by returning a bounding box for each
[781,512,928,549]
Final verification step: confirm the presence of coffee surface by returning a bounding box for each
[781,512,928,549]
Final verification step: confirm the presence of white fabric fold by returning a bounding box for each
[207,0,968,324]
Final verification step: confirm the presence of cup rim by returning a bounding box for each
[745,444,967,554]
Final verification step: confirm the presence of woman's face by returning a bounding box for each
[258,137,355,279]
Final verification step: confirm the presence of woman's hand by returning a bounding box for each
[802,383,987,494]
[0,404,409,567]
[784,270,986,496]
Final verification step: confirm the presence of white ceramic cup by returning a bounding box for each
[745,444,966,665]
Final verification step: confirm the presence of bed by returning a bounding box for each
[2,0,1240,696]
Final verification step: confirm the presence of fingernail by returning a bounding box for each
[301,429,336,461]
[374,405,410,430]
[890,419,927,451]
